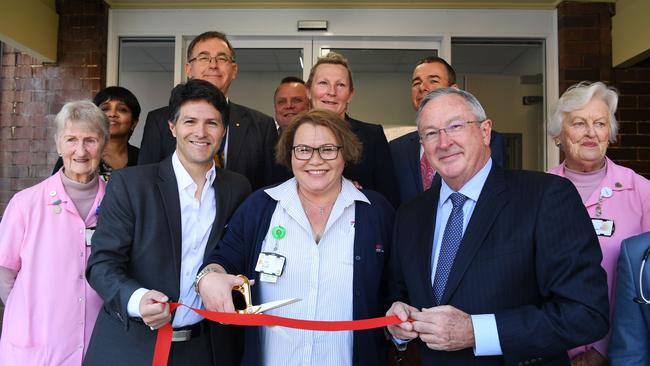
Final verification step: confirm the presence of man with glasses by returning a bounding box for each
[139,31,277,190]
[386,87,609,365]
[389,56,507,206]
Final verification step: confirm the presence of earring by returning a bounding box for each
[554,140,561,147]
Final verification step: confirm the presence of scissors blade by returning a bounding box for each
[256,298,301,313]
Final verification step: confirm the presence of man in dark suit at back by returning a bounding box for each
[271,76,310,183]
[138,31,277,190]
[389,57,507,206]
[85,79,250,365]
[386,87,609,365]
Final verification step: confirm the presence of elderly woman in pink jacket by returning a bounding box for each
[0,100,108,365]
[548,81,650,366]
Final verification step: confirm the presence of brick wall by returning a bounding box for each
[0,0,107,218]
[0,0,108,327]
[558,1,650,178]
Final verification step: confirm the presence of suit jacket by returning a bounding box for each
[389,164,609,366]
[609,232,650,366]
[344,116,399,207]
[138,102,277,190]
[204,187,395,366]
[389,130,507,206]
[84,156,251,365]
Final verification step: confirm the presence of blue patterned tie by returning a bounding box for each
[432,192,468,304]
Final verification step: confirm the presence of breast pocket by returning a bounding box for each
[336,226,355,266]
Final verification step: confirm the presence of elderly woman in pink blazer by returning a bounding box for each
[0,100,108,365]
[548,81,650,366]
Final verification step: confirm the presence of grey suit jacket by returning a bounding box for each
[609,232,650,365]
[84,156,251,365]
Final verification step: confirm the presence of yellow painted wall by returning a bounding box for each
[613,0,650,67]
[0,0,58,62]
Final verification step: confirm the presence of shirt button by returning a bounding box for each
[355,256,361,261]
[185,272,190,276]
[79,275,84,280]
[80,229,84,233]
[80,252,84,257]
[78,297,83,302]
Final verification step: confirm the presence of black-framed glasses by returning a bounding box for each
[419,120,485,143]
[292,144,342,161]
[188,53,234,66]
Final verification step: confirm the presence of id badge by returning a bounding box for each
[591,218,615,237]
[85,227,96,247]
[255,252,286,277]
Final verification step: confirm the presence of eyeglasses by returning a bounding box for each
[419,120,484,143]
[292,144,342,161]
[188,53,234,66]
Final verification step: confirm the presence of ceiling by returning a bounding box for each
[105,0,612,10]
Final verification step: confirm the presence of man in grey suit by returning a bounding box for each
[85,79,250,365]
[138,31,277,190]
[609,232,650,365]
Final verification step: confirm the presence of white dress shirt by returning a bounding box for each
[431,158,502,356]
[258,177,369,366]
[127,152,216,328]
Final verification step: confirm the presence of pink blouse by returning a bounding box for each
[0,173,105,365]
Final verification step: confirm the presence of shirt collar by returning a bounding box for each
[265,177,370,208]
[171,152,216,191]
[439,158,492,207]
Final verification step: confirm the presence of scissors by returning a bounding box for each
[232,275,300,314]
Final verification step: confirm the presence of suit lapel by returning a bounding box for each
[226,103,250,170]
[408,132,424,193]
[418,182,441,306]
[204,169,232,261]
[441,165,508,304]
[157,157,183,287]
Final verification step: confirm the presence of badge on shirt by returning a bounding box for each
[85,227,96,246]
[255,252,286,283]
[591,218,615,237]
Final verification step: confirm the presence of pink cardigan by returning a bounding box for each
[548,157,650,357]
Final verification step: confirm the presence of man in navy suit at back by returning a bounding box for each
[389,57,507,206]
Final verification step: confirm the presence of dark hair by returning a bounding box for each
[93,86,141,120]
[415,56,457,86]
[275,109,362,168]
[168,79,229,126]
[274,76,306,100]
[187,31,236,62]
[306,52,354,92]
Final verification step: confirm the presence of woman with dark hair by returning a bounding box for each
[53,86,141,180]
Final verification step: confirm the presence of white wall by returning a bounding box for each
[119,71,174,147]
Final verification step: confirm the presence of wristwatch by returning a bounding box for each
[194,266,219,293]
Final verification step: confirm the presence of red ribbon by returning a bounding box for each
[152,302,401,366]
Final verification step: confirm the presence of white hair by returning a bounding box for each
[54,100,109,146]
[548,81,618,143]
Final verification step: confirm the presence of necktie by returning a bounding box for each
[432,192,468,304]
[420,154,435,191]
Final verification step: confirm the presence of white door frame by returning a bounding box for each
[107,8,559,168]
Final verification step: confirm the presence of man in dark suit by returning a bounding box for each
[386,87,609,365]
[389,57,507,206]
[271,76,309,182]
[138,31,277,190]
[609,232,650,365]
[85,80,251,365]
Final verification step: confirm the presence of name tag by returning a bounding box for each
[85,227,96,247]
[255,252,286,277]
[591,218,615,237]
